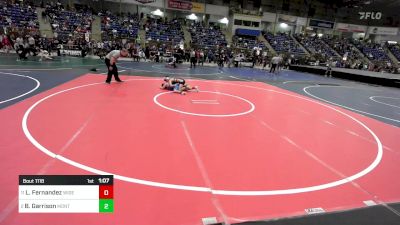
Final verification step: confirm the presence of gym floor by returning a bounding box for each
[0,55,399,225]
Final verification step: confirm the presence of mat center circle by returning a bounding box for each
[153,91,255,117]
[22,78,383,196]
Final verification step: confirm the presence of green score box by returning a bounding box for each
[99,199,114,213]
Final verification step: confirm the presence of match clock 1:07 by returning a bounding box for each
[98,177,111,184]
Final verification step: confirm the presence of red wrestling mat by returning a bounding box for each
[0,74,399,225]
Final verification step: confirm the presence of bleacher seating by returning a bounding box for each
[388,44,400,61]
[264,32,305,56]
[101,12,139,41]
[323,37,362,59]
[321,36,369,66]
[189,22,227,49]
[145,18,183,44]
[354,42,390,62]
[45,4,93,42]
[0,2,38,30]
[294,34,337,59]
[232,35,264,50]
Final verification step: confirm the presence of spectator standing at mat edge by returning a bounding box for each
[190,49,196,68]
[105,49,128,84]
[325,58,333,77]
[270,55,282,73]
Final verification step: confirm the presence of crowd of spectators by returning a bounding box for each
[189,22,227,50]
[0,0,38,35]
[100,11,140,41]
[322,36,364,61]
[352,40,396,72]
[0,0,399,73]
[388,43,400,61]
[264,32,306,56]
[144,18,183,45]
[294,34,337,60]
[353,41,390,62]
[43,1,93,42]
[232,35,264,50]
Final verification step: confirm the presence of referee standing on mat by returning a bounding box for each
[105,48,128,84]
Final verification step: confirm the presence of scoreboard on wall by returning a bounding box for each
[19,175,114,213]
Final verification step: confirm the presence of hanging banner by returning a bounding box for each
[168,0,192,11]
[296,17,307,26]
[105,0,163,7]
[191,2,205,13]
[309,19,334,29]
[60,49,82,57]
[336,23,367,33]
[368,26,398,35]
[278,14,297,25]
[262,12,276,22]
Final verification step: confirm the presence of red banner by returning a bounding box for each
[168,0,192,11]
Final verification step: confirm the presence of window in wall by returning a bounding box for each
[252,22,259,27]
[243,20,251,26]
[234,19,242,25]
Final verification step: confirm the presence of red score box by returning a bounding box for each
[99,185,113,199]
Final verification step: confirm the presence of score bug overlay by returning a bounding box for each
[19,175,114,213]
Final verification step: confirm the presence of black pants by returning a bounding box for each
[270,63,277,73]
[28,44,37,56]
[218,59,224,67]
[17,45,28,60]
[190,57,196,68]
[105,58,121,82]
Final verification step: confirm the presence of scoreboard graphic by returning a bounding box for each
[19,175,114,213]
